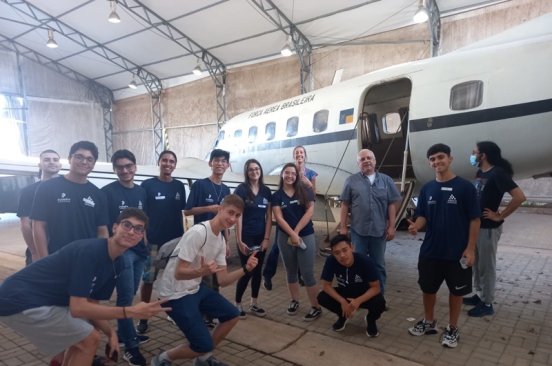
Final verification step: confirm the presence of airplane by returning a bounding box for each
[1,14,551,224]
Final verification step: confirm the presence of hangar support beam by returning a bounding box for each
[427,0,441,57]
[249,0,313,94]
[118,0,228,128]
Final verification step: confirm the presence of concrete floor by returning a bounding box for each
[0,210,551,365]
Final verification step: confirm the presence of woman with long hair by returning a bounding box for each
[234,159,272,318]
[293,145,318,194]
[272,163,322,321]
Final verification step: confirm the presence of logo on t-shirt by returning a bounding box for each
[138,200,143,209]
[175,192,181,200]
[83,196,96,207]
[57,192,71,203]
[205,194,214,203]
[118,200,128,211]
[447,194,457,205]
[155,192,166,200]
[354,274,363,283]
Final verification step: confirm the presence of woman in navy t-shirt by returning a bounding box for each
[272,163,322,321]
[234,159,272,318]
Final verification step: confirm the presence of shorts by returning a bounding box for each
[0,306,93,356]
[417,258,472,296]
[165,284,239,354]
[142,243,159,283]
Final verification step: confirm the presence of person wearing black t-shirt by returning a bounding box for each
[463,141,525,317]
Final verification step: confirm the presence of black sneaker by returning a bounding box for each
[119,334,149,348]
[303,307,322,322]
[463,294,482,306]
[135,319,148,334]
[318,247,332,257]
[123,347,146,366]
[365,315,379,338]
[263,278,272,291]
[332,317,348,332]
[249,304,267,317]
[287,300,300,315]
[467,302,495,317]
[204,318,218,329]
[236,304,247,319]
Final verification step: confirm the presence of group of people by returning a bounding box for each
[0,138,525,366]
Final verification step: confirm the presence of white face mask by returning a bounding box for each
[469,154,478,167]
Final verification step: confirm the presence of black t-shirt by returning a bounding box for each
[475,167,518,229]
[320,252,379,298]
[17,181,41,218]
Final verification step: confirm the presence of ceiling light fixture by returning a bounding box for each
[280,36,293,57]
[46,28,58,48]
[413,1,429,24]
[128,74,137,89]
[192,59,203,76]
[108,0,121,24]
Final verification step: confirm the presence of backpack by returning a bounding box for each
[153,223,207,270]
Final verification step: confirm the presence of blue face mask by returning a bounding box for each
[469,154,478,167]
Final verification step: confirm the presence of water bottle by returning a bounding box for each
[298,240,307,250]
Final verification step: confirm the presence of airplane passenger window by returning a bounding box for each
[248,126,257,142]
[265,122,276,140]
[450,80,483,110]
[382,112,402,134]
[234,129,242,138]
[313,110,329,132]
[286,117,299,137]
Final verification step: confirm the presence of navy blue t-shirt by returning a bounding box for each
[416,176,480,261]
[185,178,230,224]
[321,252,379,298]
[30,176,108,254]
[101,181,148,257]
[234,183,272,237]
[16,181,40,218]
[0,238,123,316]
[475,167,518,229]
[271,188,314,236]
[141,177,186,245]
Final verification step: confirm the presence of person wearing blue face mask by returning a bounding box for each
[463,141,526,317]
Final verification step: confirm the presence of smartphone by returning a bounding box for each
[247,245,261,255]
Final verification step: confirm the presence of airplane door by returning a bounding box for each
[360,78,414,180]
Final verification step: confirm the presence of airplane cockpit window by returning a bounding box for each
[286,117,299,137]
[265,122,276,140]
[234,129,243,139]
[382,112,402,134]
[248,126,257,143]
[313,110,329,132]
[450,80,483,110]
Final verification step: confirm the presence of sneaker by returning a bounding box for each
[136,319,148,334]
[463,294,482,306]
[332,317,348,332]
[204,318,218,329]
[303,307,322,322]
[365,315,379,338]
[151,354,172,366]
[263,278,272,291]
[318,247,332,257]
[119,334,149,348]
[123,347,146,366]
[441,325,460,348]
[193,355,229,366]
[408,319,438,336]
[287,300,300,315]
[237,304,247,319]
[467,302,494,317]
[249,304,267,317]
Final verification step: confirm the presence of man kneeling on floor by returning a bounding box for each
[0,208,169,366]
[153,194,258,366]
[317,234,386,337]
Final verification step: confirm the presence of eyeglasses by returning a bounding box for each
[72,154,95,164]
[119,220,145,234]
[114,163,135,171]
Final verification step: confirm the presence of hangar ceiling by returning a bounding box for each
[0,0,508,99]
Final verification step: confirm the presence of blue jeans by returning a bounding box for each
[116,250,146,349]
[350,230,387,294]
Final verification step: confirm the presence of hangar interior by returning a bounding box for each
[0,0,550,177]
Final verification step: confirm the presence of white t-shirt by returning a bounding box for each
[157,221,226,300]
